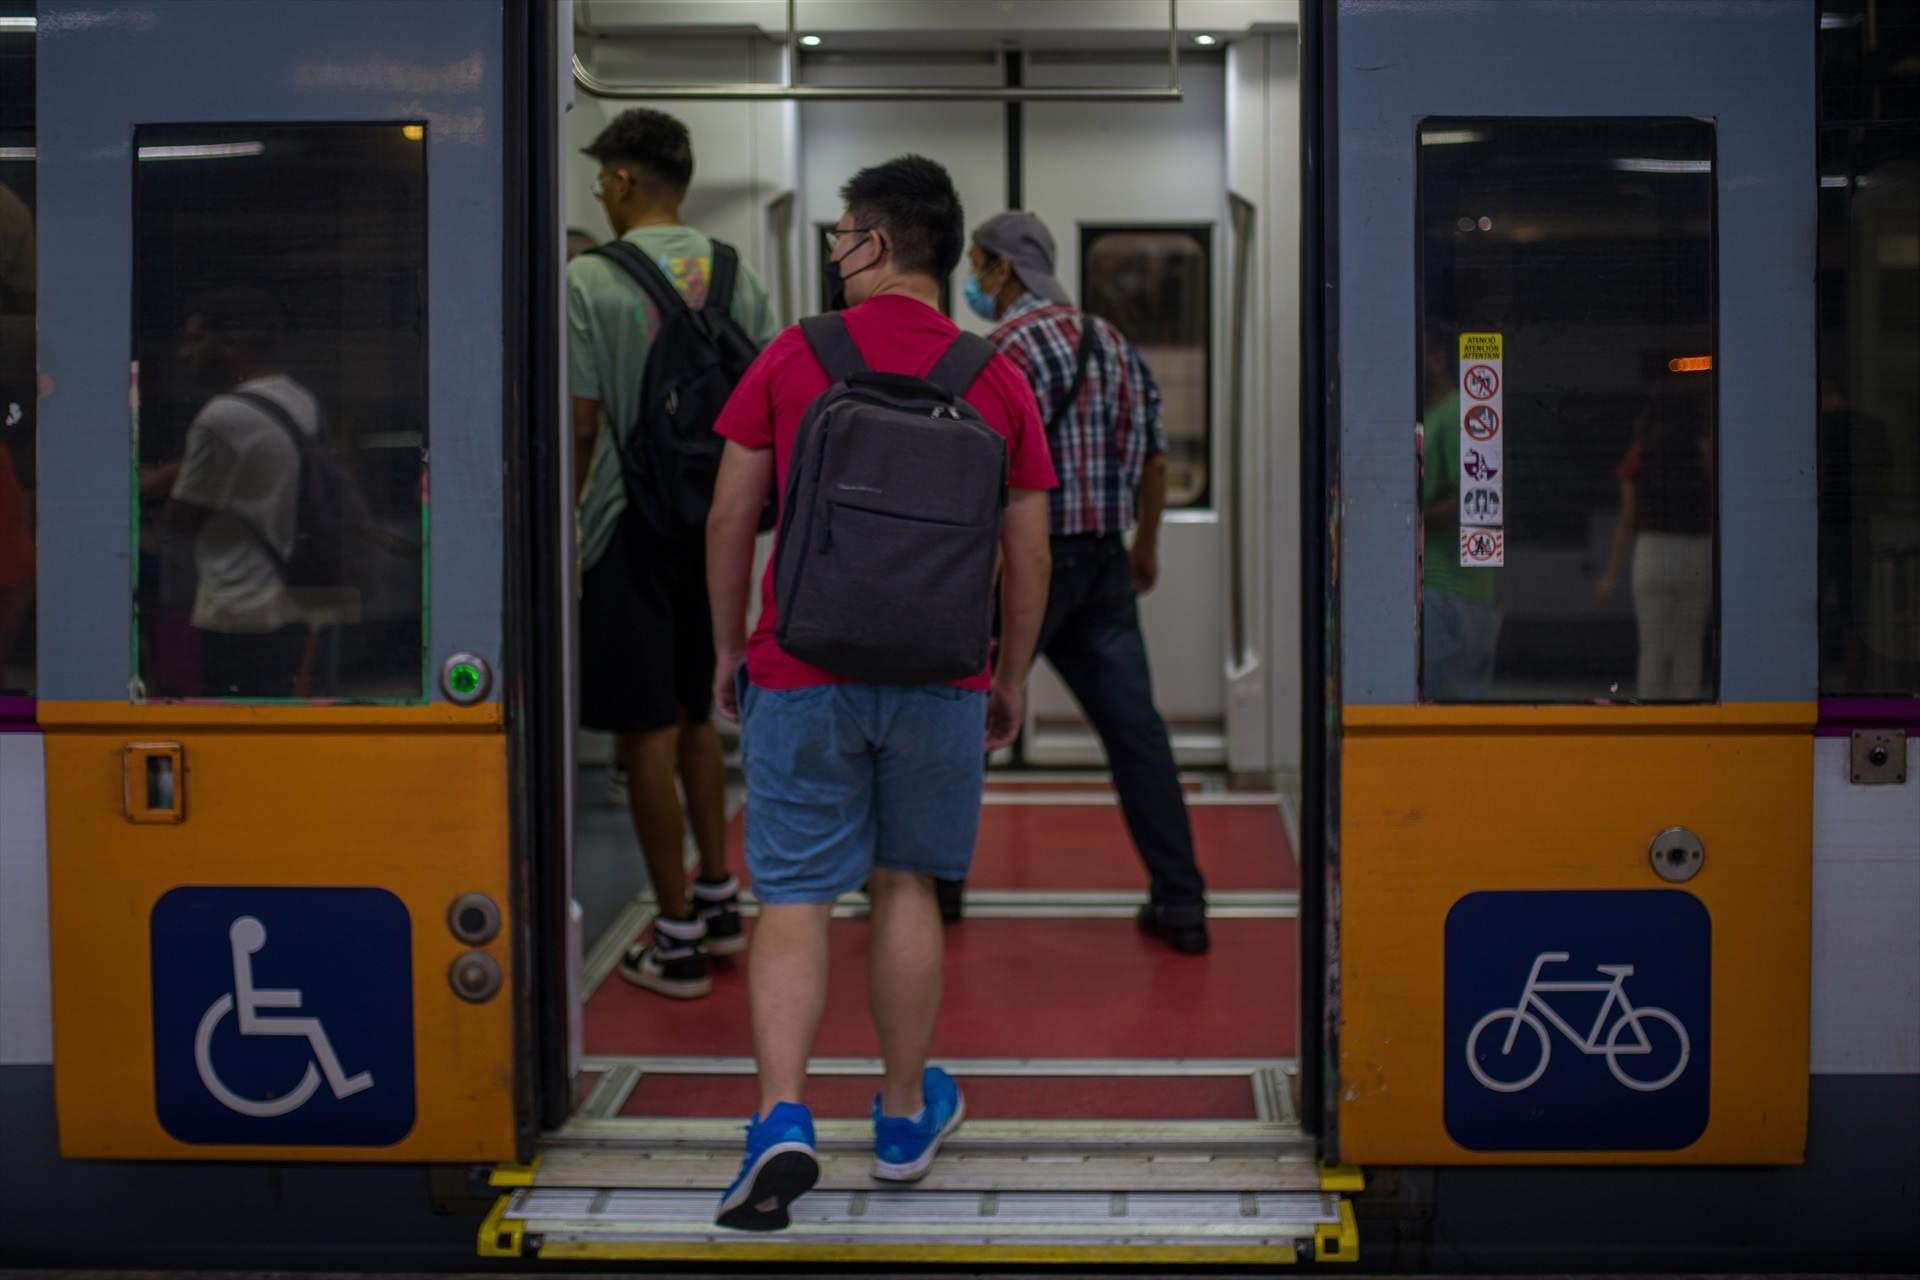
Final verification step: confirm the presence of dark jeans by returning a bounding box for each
[1036,534,1205,910]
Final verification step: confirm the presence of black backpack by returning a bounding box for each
[230,389,373,591]
[587,238,764,540]
[772,313,1008,685]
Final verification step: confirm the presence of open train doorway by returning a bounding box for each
[510,0,1337,1263]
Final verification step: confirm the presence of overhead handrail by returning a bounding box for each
[573,0,1183,102]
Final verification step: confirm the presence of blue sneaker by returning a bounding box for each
[871,1066,967,1182]
[715,1102,820,1231]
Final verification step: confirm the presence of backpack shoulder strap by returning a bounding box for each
[923,331,997,399]
[229,389,309,448]
[800,312,868,383]
[707,240,740,317]
[589,240,691,323]
[1046,316,1101,436]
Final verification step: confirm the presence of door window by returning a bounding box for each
[132,123,428,701]
[1416,118,1717,702]
[0,8,35,699]
[1081,226,1211,509]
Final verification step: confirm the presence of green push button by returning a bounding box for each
[440,652,492,705]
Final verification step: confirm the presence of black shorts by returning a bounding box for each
[580,511,715,733]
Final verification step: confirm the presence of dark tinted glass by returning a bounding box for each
[133,123,427,701]
[1082,227,1211,508]
[0,4,34,698]
[1817,4,1920,697]
[1417,118,1717,703]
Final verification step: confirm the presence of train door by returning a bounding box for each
[35,0,523,1161]
[489,2,1352,1265]
[1320,0,1817,1164]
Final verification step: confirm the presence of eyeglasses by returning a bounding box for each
[822,224,880,259]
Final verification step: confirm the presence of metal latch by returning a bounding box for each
[124,743,185,823]
[1850,729,1907,785]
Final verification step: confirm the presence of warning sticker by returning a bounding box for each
[1457,332,1505,559]
[1461,526,1505,567]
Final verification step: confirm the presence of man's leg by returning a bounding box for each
[1043,543,1205,911]
[623,726,692,921]
[679,717,730,881]
[867,868,944,1116]
[749,901,834,1112]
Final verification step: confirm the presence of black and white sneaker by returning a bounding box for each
[618,915,710,999]
[692,874,747,957]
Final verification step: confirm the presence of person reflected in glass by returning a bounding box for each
[1420,338,1501,700]
[158,289,319,698]
[1594,387,1714,700]
[0,178,34,690]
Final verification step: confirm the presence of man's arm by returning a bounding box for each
[571,396,600,505]
[707,440,775,721]
[1131,453,1168,593]
[988,488,1052,752]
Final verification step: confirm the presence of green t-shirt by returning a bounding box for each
[1421,390,1496,604]
[567,225,779,569]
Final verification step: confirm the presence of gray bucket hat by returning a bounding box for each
[972,210,1071,306]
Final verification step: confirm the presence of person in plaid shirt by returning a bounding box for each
[965,211,1209,955]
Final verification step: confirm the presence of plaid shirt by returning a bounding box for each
[989,294,1165,537]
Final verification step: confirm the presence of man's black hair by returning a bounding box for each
[583,108,694,196]
[190,286,285,360]
[838,154,965,281]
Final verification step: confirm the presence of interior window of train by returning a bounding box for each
[1816,2,1920,699]
[131,122,428,702]
[1416,118,1717,704]
[1080,227,1211,509]
[0,4,35,700]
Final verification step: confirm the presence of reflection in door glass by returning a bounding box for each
[1418,119,1717,703]
[0,8,34,698]
[133,123,427,701]
[1082,228,1210,508]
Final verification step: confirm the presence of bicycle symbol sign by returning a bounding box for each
[151,886,415,1145]
[1444,890,1709,1152]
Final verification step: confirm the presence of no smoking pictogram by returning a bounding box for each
[1463,404,1501,441]
[1463,364,1500,400]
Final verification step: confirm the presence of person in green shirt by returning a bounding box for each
[1420,339,1500,700]
[569,109,778,1000]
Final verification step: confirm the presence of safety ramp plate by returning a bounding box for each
[478,1134,1360,1263]
[483,1187,1352,1264]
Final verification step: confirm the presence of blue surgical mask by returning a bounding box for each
[964,273,997,321]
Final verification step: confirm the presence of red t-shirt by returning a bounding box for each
[714,293,1058,691]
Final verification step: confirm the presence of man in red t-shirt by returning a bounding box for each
[704,156,1055,1230]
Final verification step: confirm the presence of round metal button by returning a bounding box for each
[449,950,503,1003]
[448,892,501,945]
[1648,826,1705,883]
[440,652,492,705]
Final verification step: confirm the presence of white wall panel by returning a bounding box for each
[0,734,51,1065]
[1810,736,1920,1074]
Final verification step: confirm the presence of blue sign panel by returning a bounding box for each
[1444,890,1709,1151]
[150,886,415,1146]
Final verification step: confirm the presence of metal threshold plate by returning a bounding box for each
[505,1186,1338,1260]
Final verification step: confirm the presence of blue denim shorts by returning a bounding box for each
[738,674,988,905]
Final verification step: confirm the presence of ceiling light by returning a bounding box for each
[136,142,267,161]
[402,124,425,141]
[1421,129,1484,146]
[1194,33,1218,46]
[0,147,33,161]
[1820,12,1863,29]
[0,16,36,31]
[1613,158,1711,174]
[799,34,823,47]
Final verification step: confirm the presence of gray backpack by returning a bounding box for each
[772,313,1009,684]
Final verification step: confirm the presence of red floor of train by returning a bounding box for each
[719,799,1296,893]
[584,916,1297,1061]
[618,1071,1259,1120]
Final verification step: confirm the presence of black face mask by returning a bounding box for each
[830,232,884,308]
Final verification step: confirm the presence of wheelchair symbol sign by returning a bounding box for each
[151,887,415,1145]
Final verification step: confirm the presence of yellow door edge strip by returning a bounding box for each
[1343,701,1815,732]
[476,1196,526,1258]
[1319,1161,1365,1192]
[1314,1199,1360,1264]
[489,1155,543,1188]
[36,700,503,730]
[536,1241,1299,1264]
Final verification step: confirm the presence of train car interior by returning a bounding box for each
[545,0,1324,1260]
